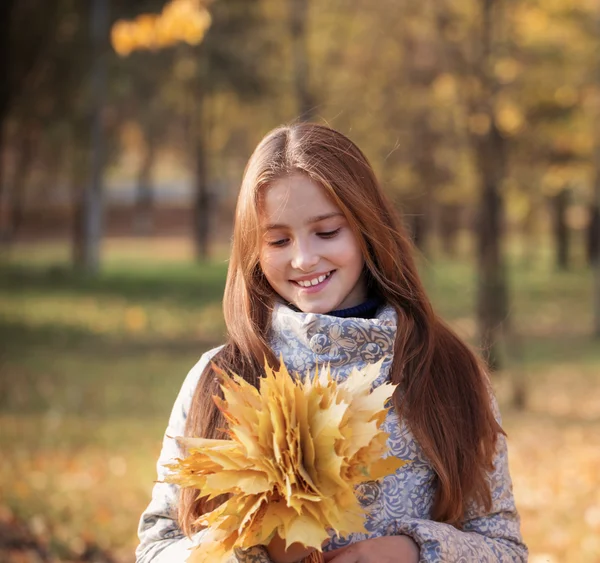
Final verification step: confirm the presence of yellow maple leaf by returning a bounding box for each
[165,359,409,563]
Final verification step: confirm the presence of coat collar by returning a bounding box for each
[269,302,397,384]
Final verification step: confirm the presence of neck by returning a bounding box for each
[286,296,382,319]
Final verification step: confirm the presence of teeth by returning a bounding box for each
[297,272,331,287]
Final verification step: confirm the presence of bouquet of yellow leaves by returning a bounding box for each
[165,359,407,563]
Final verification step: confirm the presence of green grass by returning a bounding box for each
[1,240,599,562]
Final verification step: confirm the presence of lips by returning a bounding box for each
[292,270,335,291]
[293,271,332,288]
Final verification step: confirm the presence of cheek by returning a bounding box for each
[331,236,364,271]
[259,249,284,279]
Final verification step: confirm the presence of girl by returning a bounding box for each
[136,123,527,563]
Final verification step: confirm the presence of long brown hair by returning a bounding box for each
[179,123,502,535]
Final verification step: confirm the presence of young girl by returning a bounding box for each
[136,123,527,563]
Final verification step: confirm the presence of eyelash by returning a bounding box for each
[267,228,341,247]
[319,228,341,239]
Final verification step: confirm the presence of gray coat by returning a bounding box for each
[136,303,528,562]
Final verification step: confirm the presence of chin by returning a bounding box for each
[294,301,336,315]
[303,306,330,314]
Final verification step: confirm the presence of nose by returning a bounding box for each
[291,239,319,272]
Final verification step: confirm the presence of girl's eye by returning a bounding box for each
[267,239,289,247]
[318,228,341,239]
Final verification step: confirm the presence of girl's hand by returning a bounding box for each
[266,533,317,563]
[323,536,419,563]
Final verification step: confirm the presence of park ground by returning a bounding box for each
[0,238,599,563]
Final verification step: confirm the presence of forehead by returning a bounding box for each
[260,174,340,223]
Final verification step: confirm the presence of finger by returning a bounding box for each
[323,550,358,563]
[322,544,353,562]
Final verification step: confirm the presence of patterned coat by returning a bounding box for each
[136,303,528,562]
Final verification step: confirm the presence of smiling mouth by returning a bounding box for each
[292,271,334,288]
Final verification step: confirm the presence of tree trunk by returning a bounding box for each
[290,0,314,121]
[68,112,90,267]
[192,86,211,261]
[410,114,438,256]
[0,1,12,121]
[473,0,509,371]
[0,1,16,237]
[439,204,462,257]
[72,186,86,267]
[134,135,156,235]
[0,129,7,242]
[475,123,508,371]
[552,187,570,271]
[588,205,600,266]
[194,136,210,261]
[7,126,35,240]
[593,192,600,337]
[409,206,427,252]
[80,0,108,274]
[594,6,600,337]
[520,192,540,267]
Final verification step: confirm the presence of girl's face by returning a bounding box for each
[259,173,366,314]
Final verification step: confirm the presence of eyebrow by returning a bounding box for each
[264,211,344,231]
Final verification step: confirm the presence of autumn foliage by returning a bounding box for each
[111,0,212,56]
[165,360,407,563]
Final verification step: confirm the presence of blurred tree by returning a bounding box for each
[134,122,158,234]
[112,0,268,259]
[82,0,110,274]
[189,0,268,259]
[7,0,94,265]
[432,0,510,368]
[551,187,571,271]
[2,0,119,271]
[111,0,199,240]
[470,0,509,370]
[509,0,590,272]
[290,0,315,120]
[111,0,211,55]
[112,48,178,235]
[0,0,12,235]
[590,207,600,266]
[593,4,600,337]
[0,1,60,239]
[509,0,599,333]
[403,13,447,256]
[3,0,598,295]
[7,127,37,238]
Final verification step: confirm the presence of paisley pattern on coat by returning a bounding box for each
[136,303,528,563]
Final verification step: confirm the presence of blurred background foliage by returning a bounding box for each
[1,0,600,562]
